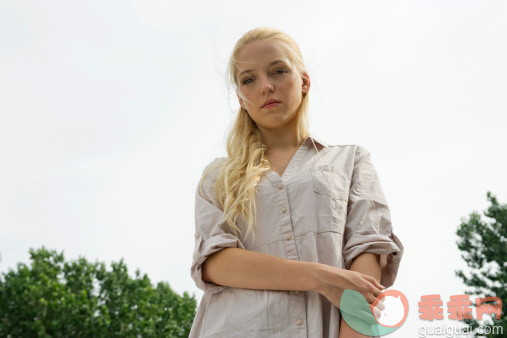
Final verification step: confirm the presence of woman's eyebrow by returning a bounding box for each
[239,60,287,77]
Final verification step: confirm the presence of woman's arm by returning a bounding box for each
[338,252,382,338]
[202,247,383,307]
[202,247,321,292]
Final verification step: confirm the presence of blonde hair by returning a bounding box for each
[199,27,311,242]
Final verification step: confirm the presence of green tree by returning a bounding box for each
[455,191,506,337]
[0,246,197,337]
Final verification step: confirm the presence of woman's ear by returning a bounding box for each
[301,72,310,94]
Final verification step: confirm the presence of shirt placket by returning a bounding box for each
[266,143,309,337]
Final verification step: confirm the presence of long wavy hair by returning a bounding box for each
[199,27,311,242]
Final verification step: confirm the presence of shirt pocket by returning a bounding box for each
[311,165,349,201]
[310,165,349,234]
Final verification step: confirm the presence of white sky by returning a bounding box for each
[1,1,506,336]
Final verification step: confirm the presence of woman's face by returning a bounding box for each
[236,39,310,132]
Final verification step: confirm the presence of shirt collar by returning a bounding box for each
[303,133,329,149]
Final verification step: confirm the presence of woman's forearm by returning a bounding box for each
[348,252,381,283]
[339,252,382,338]
[202,247,321,292]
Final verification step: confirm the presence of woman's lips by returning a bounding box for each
[262,102,281,108]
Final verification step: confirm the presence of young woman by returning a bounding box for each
[189,27,403,337]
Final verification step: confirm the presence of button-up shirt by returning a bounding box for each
[189,134,404,337]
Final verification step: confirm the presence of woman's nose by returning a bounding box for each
[260,77,274,93]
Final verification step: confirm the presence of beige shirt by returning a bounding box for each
[189,134,404,338]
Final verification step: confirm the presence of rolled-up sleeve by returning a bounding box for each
[190,160,246,295]
[342,146,404,288]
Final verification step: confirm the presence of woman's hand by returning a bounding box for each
[312,263,385,322]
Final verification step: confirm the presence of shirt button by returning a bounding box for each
[295,290,301,295]
[195,232,200,238]
[278,184,283,190]
[282,207,287,213]
[285,235,291,240]
[296,319,303,326]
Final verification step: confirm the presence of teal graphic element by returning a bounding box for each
[339,289,403,336]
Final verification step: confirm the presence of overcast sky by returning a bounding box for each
[1,1,506,336]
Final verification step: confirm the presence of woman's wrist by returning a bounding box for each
[309,262,341,294]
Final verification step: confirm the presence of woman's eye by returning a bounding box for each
[241,69,286,85]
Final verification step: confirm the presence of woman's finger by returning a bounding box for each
[370,301,385,314]
[364,280,382,299]
[363,274,385,290]
[375,298,386,311]
[370,304,383,321]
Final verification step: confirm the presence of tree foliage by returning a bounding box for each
[455,191,506,337]
[0,247,196,337]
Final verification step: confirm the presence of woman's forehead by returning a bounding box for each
[236,40,291,71]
